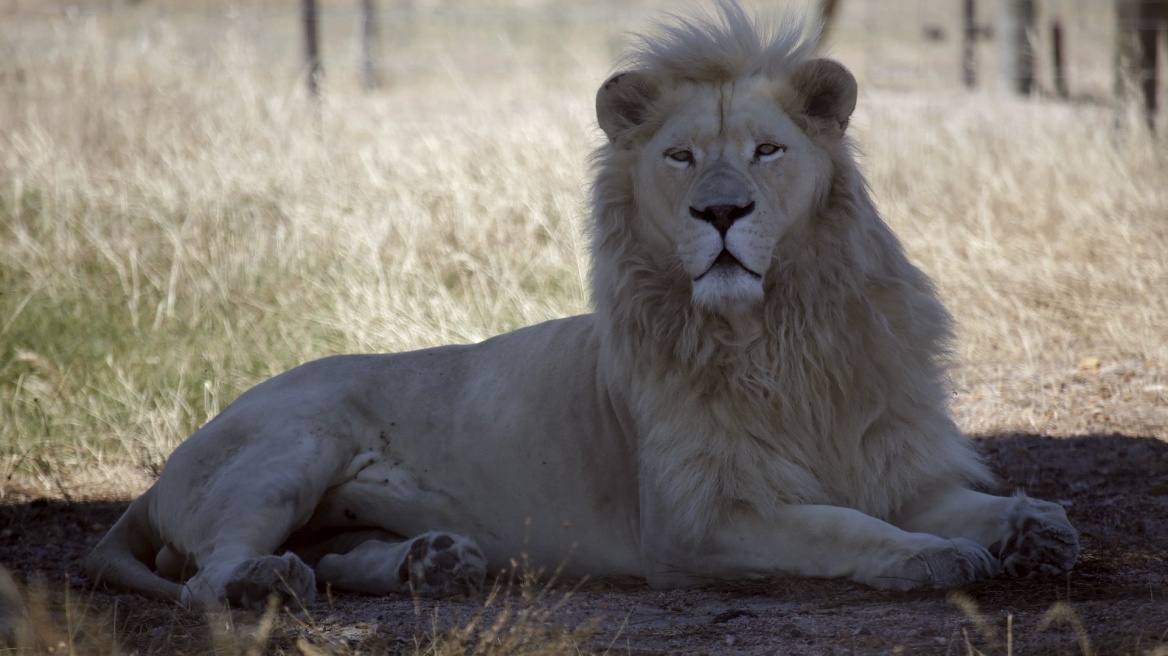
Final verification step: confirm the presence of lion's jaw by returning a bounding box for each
[633,79,833,316]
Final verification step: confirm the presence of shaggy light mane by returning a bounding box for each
[589,2,989,539]
[620,1,819,85]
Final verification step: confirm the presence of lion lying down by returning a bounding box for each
[87,1,1079,608]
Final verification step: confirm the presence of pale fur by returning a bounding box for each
[87,1,1078,607]
[593,4,982,537]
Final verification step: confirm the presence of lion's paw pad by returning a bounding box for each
[875,538,1000,591]
[397,532,486,597]
[224,553,316,609]
[992,500,1080,577]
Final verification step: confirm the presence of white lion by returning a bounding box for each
[87,1,1079,608]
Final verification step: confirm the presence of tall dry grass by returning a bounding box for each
[0,7,604,495]
[1,3,1165,498]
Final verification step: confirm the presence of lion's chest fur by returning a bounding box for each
[606,261,968,545]
[630,326,888,532]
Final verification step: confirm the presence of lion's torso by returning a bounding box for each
[153,315,647,576]
[150,248,978,578]
[148,65,988,580]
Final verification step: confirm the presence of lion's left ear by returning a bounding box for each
[789,58,857,132]
[596,70,660,145]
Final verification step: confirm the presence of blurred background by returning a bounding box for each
[1,0,1165,496]
[3,0,1160,103]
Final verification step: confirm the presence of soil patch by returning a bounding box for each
[2,433,1167,655]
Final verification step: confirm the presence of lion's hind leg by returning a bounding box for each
[85,486,186,603]
[313,531,487,597]
[221,553,316,609]
[166,437,346,610]
[180,551,317,610]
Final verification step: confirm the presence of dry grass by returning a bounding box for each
[1,3,1165,493]
[1,3,608,494]
[0,561,600,655]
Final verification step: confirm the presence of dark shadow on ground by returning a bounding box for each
[2,433,1166,654]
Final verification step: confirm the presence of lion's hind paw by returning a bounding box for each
[398,531,487,597]
[223,553,316,610]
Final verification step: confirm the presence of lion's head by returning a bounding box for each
[591,2,859,318]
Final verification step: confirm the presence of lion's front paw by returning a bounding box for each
[223,553,316,609]
[991,495,1080,577]
[398,531,487,597]
[872,538,1000,591]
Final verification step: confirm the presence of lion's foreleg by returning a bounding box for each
[891,486,1080,577]
[649,503,1001,591]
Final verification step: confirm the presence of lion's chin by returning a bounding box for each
[691,268,765,316]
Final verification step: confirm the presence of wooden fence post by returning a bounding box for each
[1135,0,1165,129]
[962,0,978,88]
[1116,0,1167,130]
[1052,19,1068,98]
[302,0,322,97]
[817,0,841,49]
[359,0,380,91]
[998,0,1035,95]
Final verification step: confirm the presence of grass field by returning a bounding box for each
[0,1,1166,653]
[3,1,1164,496]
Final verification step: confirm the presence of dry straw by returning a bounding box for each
[3,6,1162,492]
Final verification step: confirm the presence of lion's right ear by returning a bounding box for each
[596,71,660,145]
[788,58,858,133]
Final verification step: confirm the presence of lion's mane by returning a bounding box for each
[588,3,991,540]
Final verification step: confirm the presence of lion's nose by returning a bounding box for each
[689,201,755,237]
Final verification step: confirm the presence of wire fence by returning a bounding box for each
[2,0,1164,117]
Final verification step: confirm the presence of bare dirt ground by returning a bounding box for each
[3,431,1165,655]
[2,368,1167,655]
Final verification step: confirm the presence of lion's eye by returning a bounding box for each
[664,149,694,168]
[754,143,787,161]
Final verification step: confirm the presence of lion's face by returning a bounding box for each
[633,78,833,314]
[596,59,856,316]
